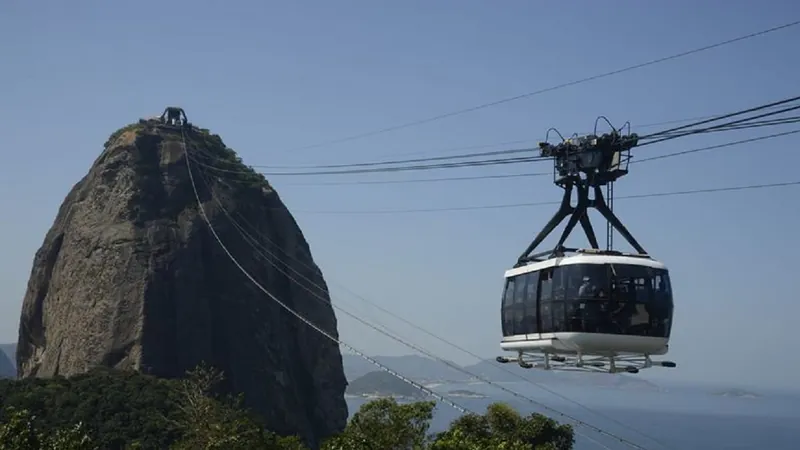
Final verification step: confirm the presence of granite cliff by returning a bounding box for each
[15,117,348,447]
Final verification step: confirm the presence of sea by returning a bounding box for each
[345,380,800,450]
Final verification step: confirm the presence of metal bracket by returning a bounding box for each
[515,129,646,266]
[516,179,647,266]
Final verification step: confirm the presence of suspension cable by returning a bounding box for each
[182,132,647,450]
[281,20,800,153]
[193,164,670,450]
[180,128,471,415]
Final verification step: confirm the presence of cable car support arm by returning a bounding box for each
[515,128,647,266]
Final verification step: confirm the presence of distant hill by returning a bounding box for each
[712,388,761,399]
[0,343,17,379]
[447,389,487,399]
[346,370,429,399]
[0,343,16,365]
[0,350,14,379]
[342,354,467,382]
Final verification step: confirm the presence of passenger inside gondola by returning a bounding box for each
[578,276,596,297]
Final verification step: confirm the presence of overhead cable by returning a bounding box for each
[281,172,537,187]
[192,154,546,176]
[377,114,724,160]
[259,146,536,170]
[207,127,800,184]
[250,114,725,169]
[180,129,471,415]
[199,97,800,176]
[209,172,669,449]
[282,19,800,152]
[633,129,800,164]
[292,180,800,215]
[638,102,800,147]
[189,160,654,450]
[640,95,800,139]
[271,109,800,175]
[651,116,800,138]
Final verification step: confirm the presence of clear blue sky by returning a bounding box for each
[2,0,799,390]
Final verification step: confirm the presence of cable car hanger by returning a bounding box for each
[499,119,677,375]
[516,125,644,266]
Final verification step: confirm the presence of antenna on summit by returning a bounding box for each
[158,106,190,128]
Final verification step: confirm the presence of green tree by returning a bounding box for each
[0,368,181,448]
[323,398,435,450]
[322,399,572,450]
[169,363,306,450]
[0,408,96,450]
[0,408,41,450]
[1,366,574,450]
[430,403,573,450]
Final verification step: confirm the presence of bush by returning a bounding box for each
[0,366,573,450]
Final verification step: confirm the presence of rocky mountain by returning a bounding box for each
[14,118,347,447]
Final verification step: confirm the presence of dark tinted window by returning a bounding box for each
[652,272,672,304]
[649,269,673,338]
[503,262,673,339]
[538,268,554,333]
[512,275,527,335]
[561,265,581,299]
[513,274,527,305]
[555,263,674,338]
[522,271,539,334]
[540,300,552,333]
[551,301,567,333]
[501,278,516,336]
[606,264,673,337]
[552,267,565,301]
[539,269,553,302]
[612,264,653,303]
[501,271,541,336]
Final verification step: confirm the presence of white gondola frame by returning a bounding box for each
[498,251,677,374]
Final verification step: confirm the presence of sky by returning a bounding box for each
[1,0,800,392]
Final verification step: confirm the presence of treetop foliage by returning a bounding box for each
[0,365,573,450]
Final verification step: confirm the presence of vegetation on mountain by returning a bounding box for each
[0,366,573,450]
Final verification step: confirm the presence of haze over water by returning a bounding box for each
[346,380,800,450]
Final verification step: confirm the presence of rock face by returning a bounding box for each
[16,120,348,447]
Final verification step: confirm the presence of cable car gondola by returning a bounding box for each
[497,127,677,374]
